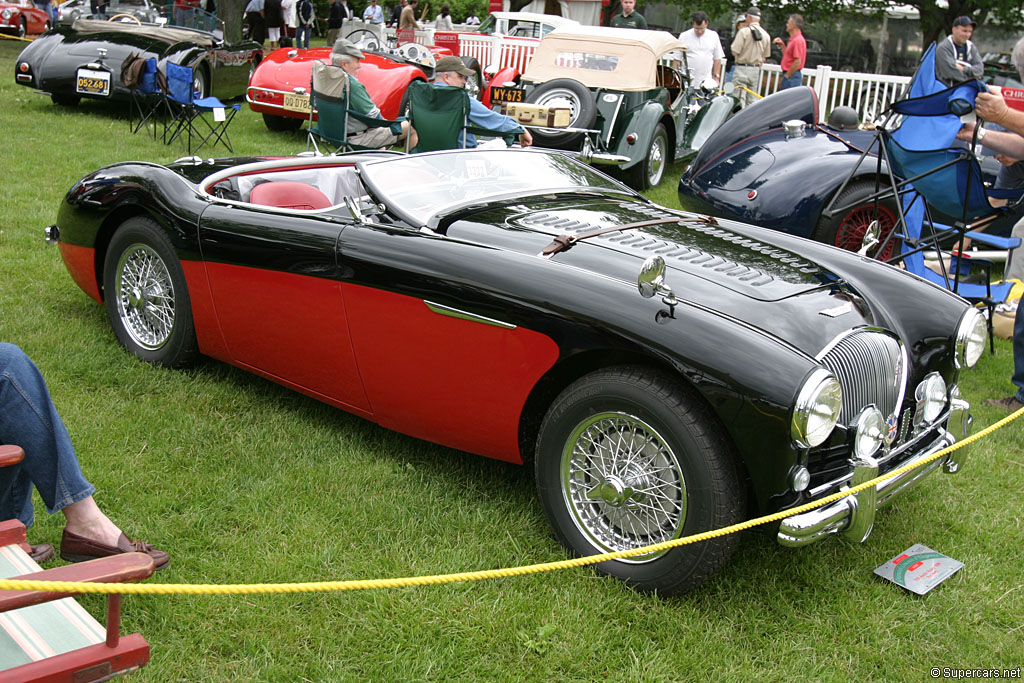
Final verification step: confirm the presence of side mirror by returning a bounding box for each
[638,256,665,298]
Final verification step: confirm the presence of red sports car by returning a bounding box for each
[247,41,456,132]
[1,0,51,38]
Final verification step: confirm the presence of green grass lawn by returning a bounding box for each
[1,37,1023,681]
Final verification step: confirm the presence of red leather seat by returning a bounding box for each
[249,181,332,210]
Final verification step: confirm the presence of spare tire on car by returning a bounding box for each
[525,78,596,150]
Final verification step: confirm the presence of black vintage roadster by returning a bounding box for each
[47,149,984,595]
[15,18,261,106]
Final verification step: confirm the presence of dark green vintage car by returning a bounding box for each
[489,27,738,189]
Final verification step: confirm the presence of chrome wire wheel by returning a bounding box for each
[561,411,686,563]
[114,243,176,351]
[647,129,667,187]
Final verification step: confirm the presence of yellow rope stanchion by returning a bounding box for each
[0,407,1020,596]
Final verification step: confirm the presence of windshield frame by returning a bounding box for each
[356,149,638,229]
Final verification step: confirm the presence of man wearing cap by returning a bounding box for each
[772,13,806,90]
[610,0,646,30]
[730,7,771,108]
[432,57,532,148]
[331,39,418,149]
[936,16,984,86]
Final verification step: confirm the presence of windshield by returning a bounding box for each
[358,150,632,226]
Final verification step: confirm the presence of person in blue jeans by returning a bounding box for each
[0,343,169,568]
[296,0,314,49]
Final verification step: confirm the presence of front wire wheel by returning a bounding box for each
[536,366,744,596]
[103,217,198,368]
[562,411,686,561]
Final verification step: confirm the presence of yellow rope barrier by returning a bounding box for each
[1,406,1020,595]
[0,33,36,43]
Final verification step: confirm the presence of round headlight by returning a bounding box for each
[852,406,886,459]
[1,9,13,18]
[791,368,843,448]
[954,308,987,369]
[914,372,947,428]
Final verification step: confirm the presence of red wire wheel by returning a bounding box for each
[814,180,901,261]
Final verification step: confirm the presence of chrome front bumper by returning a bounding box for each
[778,388,972,547]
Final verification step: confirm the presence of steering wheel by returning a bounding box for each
[108,13,142,24]
[347,29,382,51]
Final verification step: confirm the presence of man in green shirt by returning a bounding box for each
[610,0,646,29]
[331,39,417,149]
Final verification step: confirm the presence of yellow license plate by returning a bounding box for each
[76,68,110,96]
[491,86,524,103]
[283,92,311,113]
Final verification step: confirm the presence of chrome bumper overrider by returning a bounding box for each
[778,388,972,547]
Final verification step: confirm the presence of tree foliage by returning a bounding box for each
[658,0,1023,51]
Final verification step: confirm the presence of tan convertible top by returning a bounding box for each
[522,27,685,91]
[71,18,218,47]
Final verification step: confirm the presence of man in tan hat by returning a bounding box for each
[730,6,770,108]
[331,39,417,149]
[432,56,532,147]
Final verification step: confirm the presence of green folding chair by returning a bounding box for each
[404,81,515,153]
[307,61,406,154]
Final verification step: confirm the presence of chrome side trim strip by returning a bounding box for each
[423,301,516,329]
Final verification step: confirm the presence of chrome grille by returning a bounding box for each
[817,330,906,426]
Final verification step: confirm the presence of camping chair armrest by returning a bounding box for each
[349,110,404,135]
[0,553,156,613]
[965,231,1022,251]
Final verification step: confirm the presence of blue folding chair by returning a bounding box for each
[125,56,161,138]
[163,62,240,154]
[824,43,1022,347]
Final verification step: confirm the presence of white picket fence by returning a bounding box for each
[757,63,912,123]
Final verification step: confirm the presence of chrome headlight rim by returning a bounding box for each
[852,405,886,459]
[913,371,948,429]
[954,307,987,369]
[791,367,843,449]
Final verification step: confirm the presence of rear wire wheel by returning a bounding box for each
[814,179,901,260]
[103,217,198,368]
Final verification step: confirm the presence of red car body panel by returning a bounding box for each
[0,1,49,35]
[247,46,450,122]
[58,243,100,303]
[341,283,559,463]
[184,261,559,463]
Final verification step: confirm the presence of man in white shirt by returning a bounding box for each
[678,10,724,86]
[362,0,384,24]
